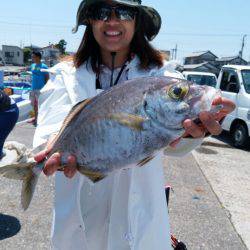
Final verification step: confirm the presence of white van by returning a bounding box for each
[182,71,217,87]
[216,65,250,147]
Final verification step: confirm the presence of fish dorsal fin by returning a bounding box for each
[137,155,155,167]
[56,98,93,139]
[109,113,146,131]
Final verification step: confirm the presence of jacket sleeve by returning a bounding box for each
[33,65,73,148]
[150,60,204,157]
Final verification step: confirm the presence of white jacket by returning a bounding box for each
[34,57,202,250]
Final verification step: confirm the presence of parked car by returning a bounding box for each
[183,71,217,87]
[216,65,250,148]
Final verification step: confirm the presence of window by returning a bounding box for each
[17,51,20,57]
[220,70,239,93]
[187,74,217,87]
[5,52,14,58]
[241,70,250,94]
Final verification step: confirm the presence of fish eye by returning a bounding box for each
[168,85,189,100]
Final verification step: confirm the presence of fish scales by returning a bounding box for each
[51,77,177,173]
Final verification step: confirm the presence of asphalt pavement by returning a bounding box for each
[0,122,248,250]
[0,122,53,250]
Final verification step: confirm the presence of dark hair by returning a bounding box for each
[74,11,164,72]
[32,51,42,59]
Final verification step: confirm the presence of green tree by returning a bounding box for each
[23,48,32,65]
[55,39,67,55]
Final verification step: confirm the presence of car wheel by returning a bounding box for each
[232,124,248,148]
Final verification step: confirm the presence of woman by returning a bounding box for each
[0,90,19,159]
[34,0,235,249]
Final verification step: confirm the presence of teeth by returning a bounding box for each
[105,31,121,36]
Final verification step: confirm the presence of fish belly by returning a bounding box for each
[68,119,172,174]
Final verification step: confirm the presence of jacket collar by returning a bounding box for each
[54,56,144,105]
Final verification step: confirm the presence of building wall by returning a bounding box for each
[230,58,248,65]
[2,45,24,65]
[217,57,248,68]
[201,53,217,62]
[40,47,60,67]
[0,51,4,65]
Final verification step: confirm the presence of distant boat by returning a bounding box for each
[0,68,38,122]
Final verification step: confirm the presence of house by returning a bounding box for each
[215,56,248,68]
[0,50,4,65]
[40,44,60,67]
[183,62,220,75]
[184,51,218,65]
[1,45,24,66]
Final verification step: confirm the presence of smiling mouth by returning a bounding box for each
[104,31,122,37]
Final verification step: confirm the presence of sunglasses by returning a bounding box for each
[88,4,138,21]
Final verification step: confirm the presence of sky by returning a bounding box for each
[0,0,250,62]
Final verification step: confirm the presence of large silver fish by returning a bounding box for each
[0,76,219,210]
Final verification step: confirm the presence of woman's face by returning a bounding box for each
[90,2,136,54]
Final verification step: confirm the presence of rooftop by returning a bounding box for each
[185,50,217,58]
[222,64,250,70]
[216,56,241,62]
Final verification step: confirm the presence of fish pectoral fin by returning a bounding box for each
[109,113,146,131]
[137,155,155,167]
[78,168,105,183]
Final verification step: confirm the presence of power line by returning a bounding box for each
[0,20,71,29]
[0,15,72,24]
[160,32,250,37]
[1,20,249,38]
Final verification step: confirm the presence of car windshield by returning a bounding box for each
[241,70,250,94]
[187,74,217,87]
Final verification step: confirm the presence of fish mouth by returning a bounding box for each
[184,84,221,121]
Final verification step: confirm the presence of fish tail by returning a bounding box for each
[0,162,43,210]
[21,167,40,211]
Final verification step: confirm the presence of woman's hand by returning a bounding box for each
[183,96,235,138]
[34,134,77,178]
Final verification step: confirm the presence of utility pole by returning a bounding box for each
[239,34,247,58]
[171,44,178,60]
[171,49,174,60]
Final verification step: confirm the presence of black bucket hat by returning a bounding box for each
[72,0,161,41]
